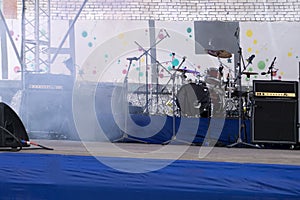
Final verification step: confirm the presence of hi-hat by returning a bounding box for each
[242,71,258,78]
[206,49,232,58]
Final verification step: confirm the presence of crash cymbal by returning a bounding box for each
[173,68,200,74]
[242,71,258,78]
[242,71,258,75]
[206,49,232,58]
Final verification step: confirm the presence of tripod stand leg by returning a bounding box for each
[113,132,147,143]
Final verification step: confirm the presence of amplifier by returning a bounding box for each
[252,80,299,144]
[253,80,298,99]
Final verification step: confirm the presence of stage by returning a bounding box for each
[1,140,300,200]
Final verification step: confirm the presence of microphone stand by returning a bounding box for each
[227,40,259,148]
[113,30,169,143]
[113,58,146,143]
[261,57,277,81]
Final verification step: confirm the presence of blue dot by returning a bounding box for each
[82,31,88,38]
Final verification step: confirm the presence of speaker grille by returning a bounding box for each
[252,98,298,143]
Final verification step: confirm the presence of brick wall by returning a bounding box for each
[16,0,300,21]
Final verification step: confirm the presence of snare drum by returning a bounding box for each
[205,67,221,85]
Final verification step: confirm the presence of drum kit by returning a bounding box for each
[172,49,258,118]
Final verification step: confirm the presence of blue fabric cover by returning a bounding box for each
[0,153,299,200]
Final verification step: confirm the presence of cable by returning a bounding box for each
[20,140,54,151]
[0,126,23,151]
[0,126,54,151]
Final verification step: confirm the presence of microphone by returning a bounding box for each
[234,27,239,38]
[261,72,268,75]
[164,29,170,38]
[127,57,138,61]
[261,57,277,75]
[182,56,187,61]
[219,65,224,76]
[246,54,255,64]
[270,56,276,68]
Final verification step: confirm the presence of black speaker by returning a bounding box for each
[252,98,298,144]
[0,102,30,148]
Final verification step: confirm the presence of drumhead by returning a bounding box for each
[177,83,211,117]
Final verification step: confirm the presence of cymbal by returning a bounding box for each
[173,68,200,74]
[242,71,258,78]
[206,49,232,58]
[242,72,258,75]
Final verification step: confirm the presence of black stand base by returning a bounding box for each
[227,138,260,148]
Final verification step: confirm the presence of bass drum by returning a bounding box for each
[177,82,211,118]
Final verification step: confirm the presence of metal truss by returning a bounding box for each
[21,0,51,73]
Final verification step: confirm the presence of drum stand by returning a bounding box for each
[227,47,259,148]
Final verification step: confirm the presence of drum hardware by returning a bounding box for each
[227,34,259,148]
[163,57,193,145]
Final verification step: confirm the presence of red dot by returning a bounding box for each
[14,66,20,73]
[159,73,164,78]
[122,69,127,74]
[92,70,97,74]
[158,33,164,39]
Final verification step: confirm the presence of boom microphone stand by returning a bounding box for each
[227,40,258,148]
[113,30,169,143]
[113,57,146,143]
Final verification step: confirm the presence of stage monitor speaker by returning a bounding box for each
[252,98,298,144]
[0,102,30,148]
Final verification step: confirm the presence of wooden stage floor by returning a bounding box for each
[18,140,300,166]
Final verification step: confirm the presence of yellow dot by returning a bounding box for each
[247,48,252,52]
[288,52,292,57]
[280,72,284,75]
[255,50,259,54]
[118,33,124,39]
[246,30,253,37]
[140,57,145,63]
[253,39,257,44]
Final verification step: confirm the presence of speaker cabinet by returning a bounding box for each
[252,98,298,144]
[20,90,77,140]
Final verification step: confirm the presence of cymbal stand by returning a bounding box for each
[133,33,170,113]
[163,57,192,145]
[227,47,258,148]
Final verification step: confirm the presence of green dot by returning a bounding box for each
[172,59,179,66]
[168,66,173,70]
[139,72,144,77]
[187,27,192,33]
[257,61,266,70]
